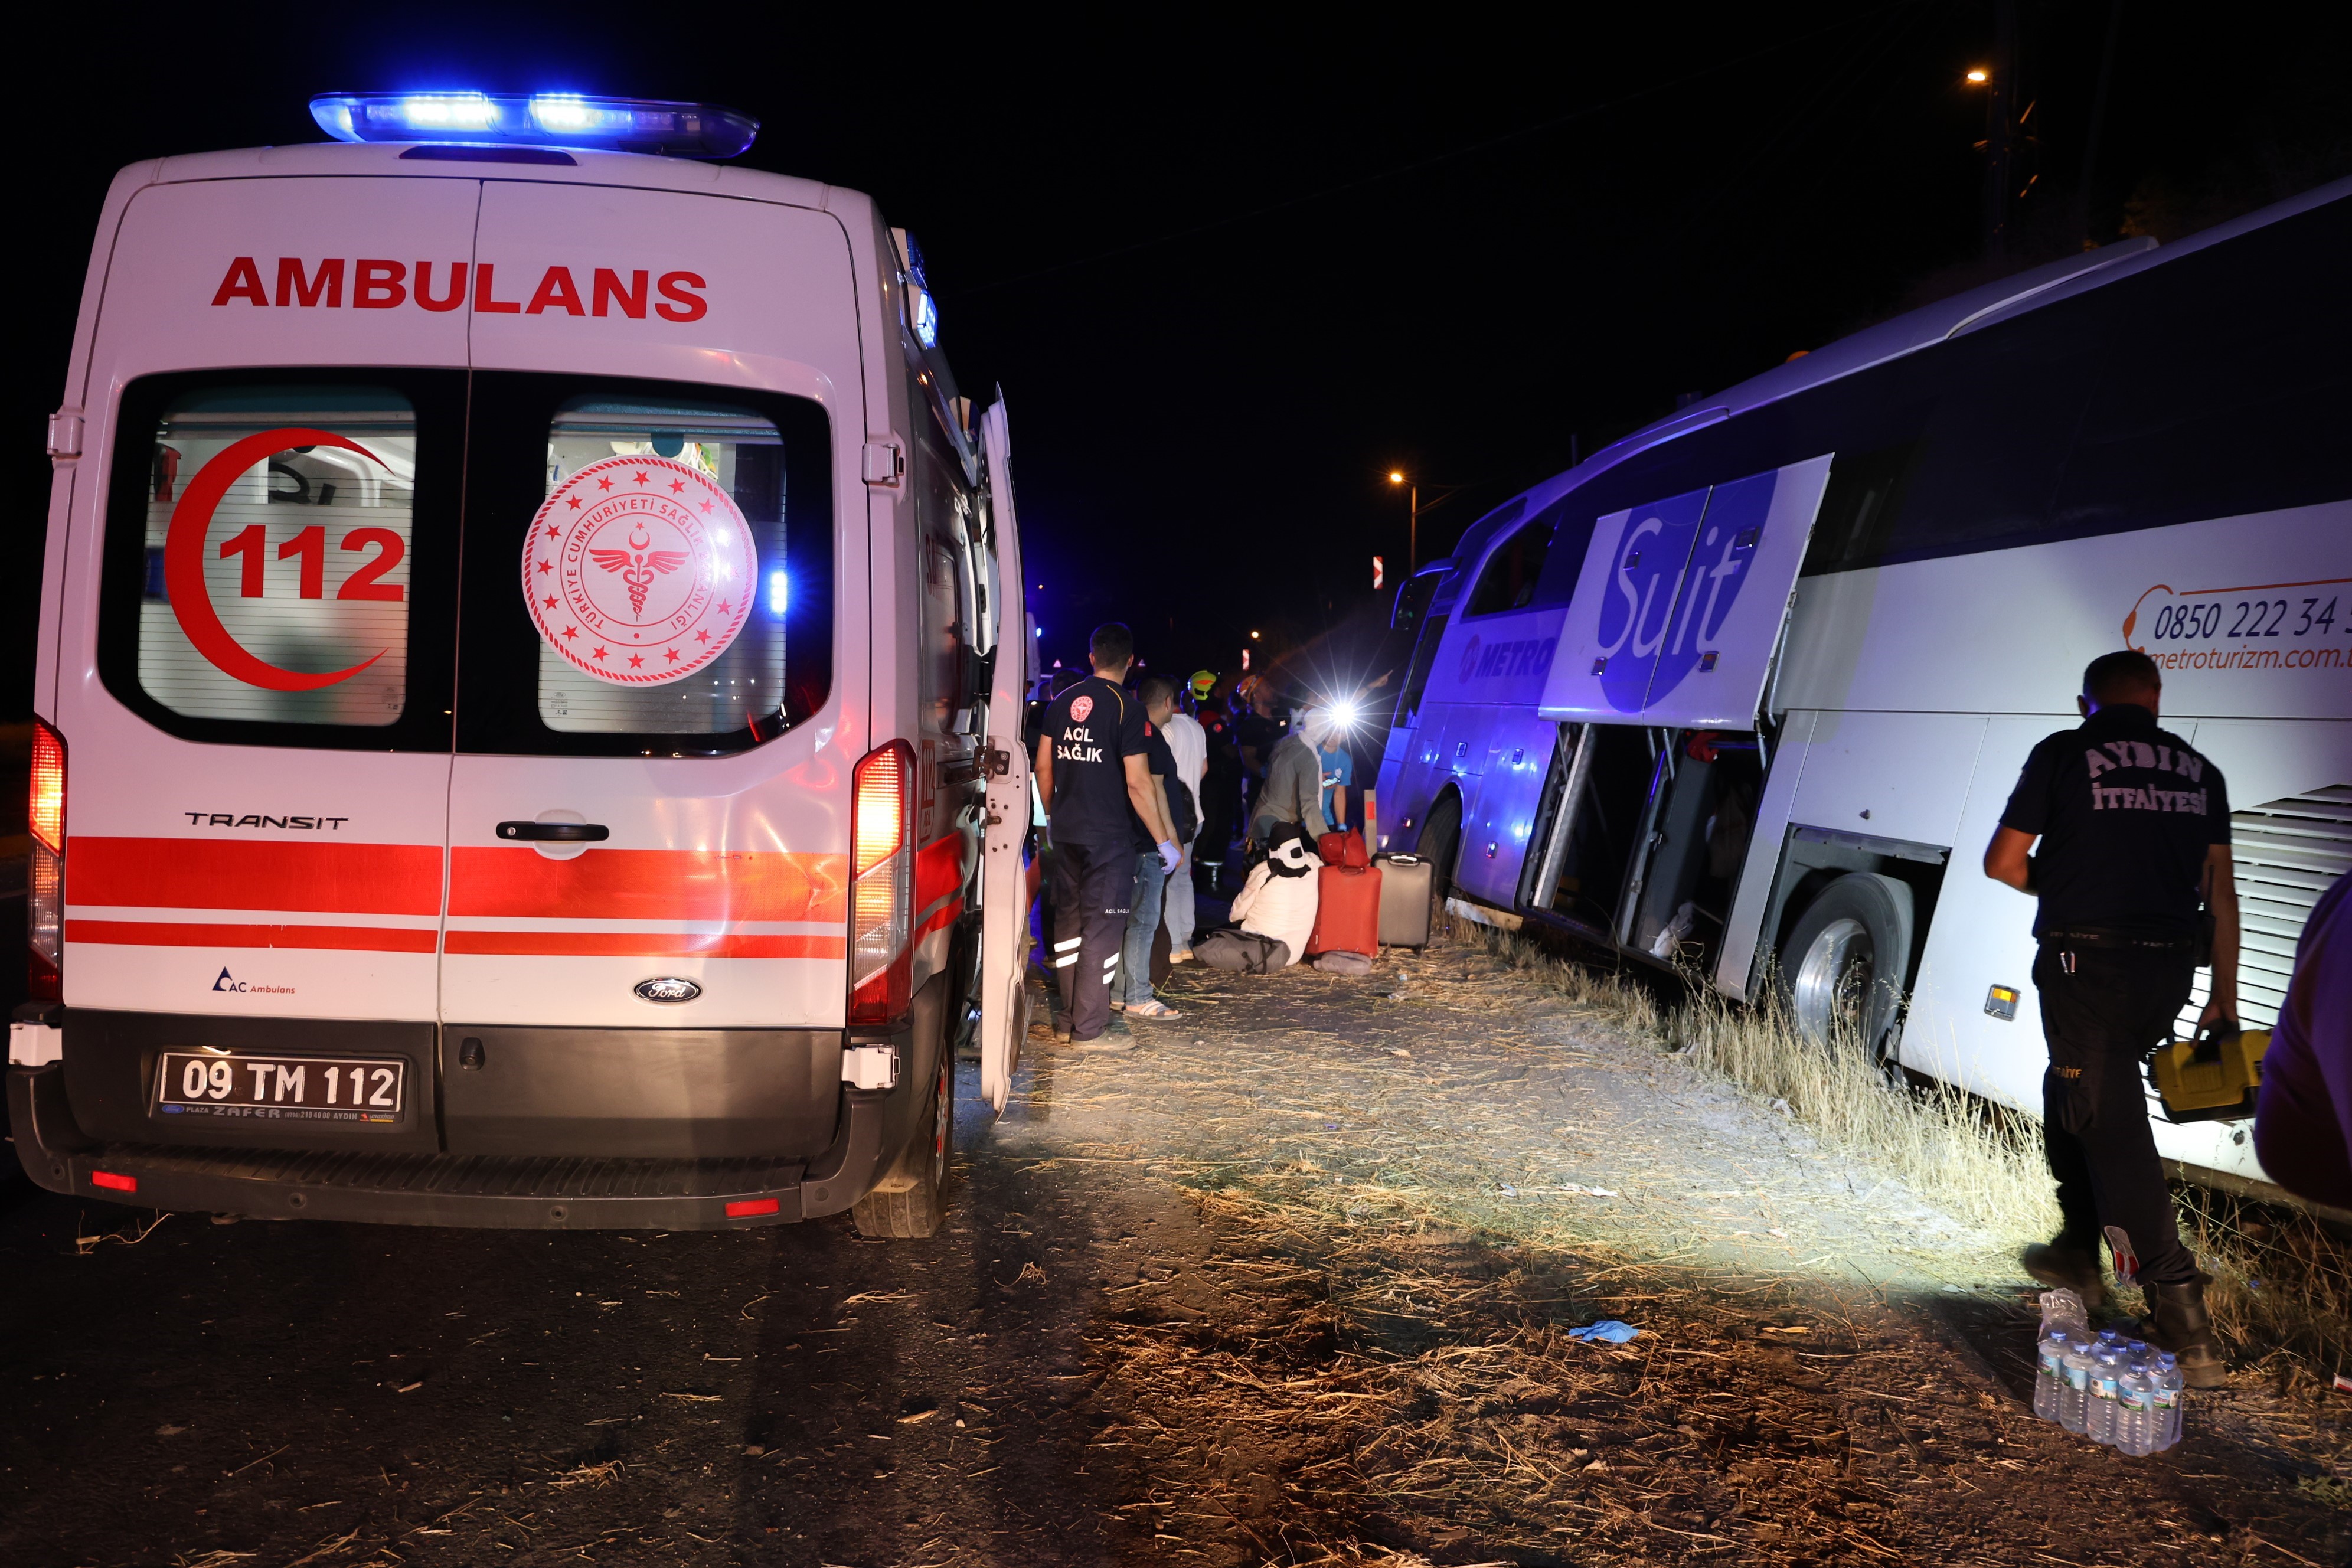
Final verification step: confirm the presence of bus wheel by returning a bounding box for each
[851,1058,953,1239]
[1782,872,1913,1059]
[1420,798,1461,948]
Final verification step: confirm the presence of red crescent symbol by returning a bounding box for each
[163,427,391,691]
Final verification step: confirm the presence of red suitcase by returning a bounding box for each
[1307,831,1382,958]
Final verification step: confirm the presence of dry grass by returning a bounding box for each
[1466,925,2352,1382]
[1662,982,2057,1244]
[1053,935,2351,1564]
[1089,1185,2348,1567]
[2179,1190,2352,1388]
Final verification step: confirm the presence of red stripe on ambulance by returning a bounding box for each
[68,838,443,915]
[67,920,437,953]
[448,847,847,923]
[445,932,847,959]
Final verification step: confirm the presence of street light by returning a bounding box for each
[1965,67,1988,83]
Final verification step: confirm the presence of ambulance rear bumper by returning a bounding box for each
[8,1062,890,1229]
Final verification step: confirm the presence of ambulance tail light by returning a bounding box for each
[28,719,64,1004]
[849,741,913,1026]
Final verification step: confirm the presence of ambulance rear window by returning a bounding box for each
[106,381,442,738]
[528,396,786,736]
[452,374,832,757]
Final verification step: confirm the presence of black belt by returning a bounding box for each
[2040,928,2198,953]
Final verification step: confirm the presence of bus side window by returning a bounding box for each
[1802,441,1922,575]
[1463,508,1563,618]
[1396,613,1450,723]
[2053,207,2352,535]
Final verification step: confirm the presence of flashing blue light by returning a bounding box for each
[909,285,939,350]
[311,92,759,159]
[403,93,501,130]
[767,570,790,616]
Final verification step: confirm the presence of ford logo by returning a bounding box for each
[634,977,701,1004]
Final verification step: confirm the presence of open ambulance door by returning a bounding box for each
[975,400,1033,1112]
[1531,456,1834,955]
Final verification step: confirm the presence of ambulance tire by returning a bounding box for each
[1419,796,1462,948]
[851,1056,954,1239]
[1781,872,1914,1063]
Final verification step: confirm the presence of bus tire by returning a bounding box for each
[851,1057,953,1239]
[1781,872,1913,1059]
[1419,796,1462,948]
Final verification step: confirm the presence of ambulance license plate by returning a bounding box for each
[155,1053,407,1125]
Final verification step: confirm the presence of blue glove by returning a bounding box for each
[1566,1319,1640,1344]
[1157,839,1182,875]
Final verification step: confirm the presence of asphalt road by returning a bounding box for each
[0,1064,1243,1568]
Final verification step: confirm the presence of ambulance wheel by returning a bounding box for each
[1420,797,1461,948]
[1782,873,1913,1060]
[851,1057,953,1239]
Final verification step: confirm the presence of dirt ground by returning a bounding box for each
[2,937,2347,1567]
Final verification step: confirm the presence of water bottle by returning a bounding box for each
[2033,1330,2072,1423]
[2116,1364,2154,1456]
[2150,1353,2185,1452]
[2034,1290,2088,1427]
[2059,1337,2096,1434]
[2086,1348,2125,1444]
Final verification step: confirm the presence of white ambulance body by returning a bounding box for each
[9,95,1034,1234]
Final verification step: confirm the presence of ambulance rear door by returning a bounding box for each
[438,183,865,1102]
[974,400,1031,1112]
[61,176,478,1077]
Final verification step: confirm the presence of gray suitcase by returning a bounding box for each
[1374,854,1433,948]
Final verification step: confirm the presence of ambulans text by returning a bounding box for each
[210,259,708,321]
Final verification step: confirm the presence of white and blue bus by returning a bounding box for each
[1374,176,2351,1195]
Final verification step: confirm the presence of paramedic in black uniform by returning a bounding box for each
[1033,624,1180,1048]
[1984,649,2236,1387]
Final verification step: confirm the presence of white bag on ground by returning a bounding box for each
[1227,828,1319,966]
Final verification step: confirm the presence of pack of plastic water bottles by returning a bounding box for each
[2032,1289,2183,1453]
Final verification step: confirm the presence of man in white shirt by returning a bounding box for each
[1145,676,1207,962]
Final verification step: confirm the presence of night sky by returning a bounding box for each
[14,2,2350,709]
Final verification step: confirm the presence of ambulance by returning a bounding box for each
[7,93,1036,1237]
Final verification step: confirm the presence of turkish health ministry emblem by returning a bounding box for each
[525,455,756,685]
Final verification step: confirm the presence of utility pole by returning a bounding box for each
[1387,470,1470,573]
[1982,0,2019,257]
[2075,0,2126,249]
[1387,471,1419,572]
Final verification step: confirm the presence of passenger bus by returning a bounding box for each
[8,93,1037,1237]
[1375,176,2351,1196]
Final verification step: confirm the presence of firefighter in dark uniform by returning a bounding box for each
[1985,649,2237,1387]
[1032,623,1180,1051]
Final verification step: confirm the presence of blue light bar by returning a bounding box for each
[311,93,759,159]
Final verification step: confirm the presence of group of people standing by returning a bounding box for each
[1028,622,1361,1049]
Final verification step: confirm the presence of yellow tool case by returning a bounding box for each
[2150,1023,2270,1124]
